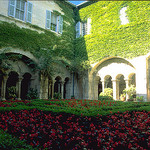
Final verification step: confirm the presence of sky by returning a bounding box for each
[69,1,86,5]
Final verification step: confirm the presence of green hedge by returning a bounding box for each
[0,99,150,117]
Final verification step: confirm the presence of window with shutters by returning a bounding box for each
[51,13,57,32]
[76,18,91,38]
[46,10,63,34]
[8,0,33,23]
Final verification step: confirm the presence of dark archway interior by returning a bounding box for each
[21,73,31,100]
[54,77,61,94]
[98,81,102,96]
[6,71,18,99]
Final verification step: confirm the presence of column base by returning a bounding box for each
[2,97,6,101]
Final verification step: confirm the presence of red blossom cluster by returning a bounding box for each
[0,109,149,149]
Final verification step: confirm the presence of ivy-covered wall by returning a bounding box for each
[76,1,150,64]
[0,1,81,74]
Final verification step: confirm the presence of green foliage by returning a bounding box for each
[26,88,38,100]
[77,1,150,64]
[0,0,79,75]
[123,84,136,99]
[136,96,144,102]
[98,96,113,101]
[0,99,150,117]
[0,130,36,150]
[99,88,113,99]
[7,86,16,99]
[53,92,61,100]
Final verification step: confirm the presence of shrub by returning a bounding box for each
[53,92,61,99]
[99,88,113,100]
[7,86,16,99]
[26,88,38,100]
[123,84,136,99]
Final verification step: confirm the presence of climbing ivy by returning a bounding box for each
[77,1,150,64]
[0,1,78,76]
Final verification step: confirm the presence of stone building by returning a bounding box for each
[0,0,149,101]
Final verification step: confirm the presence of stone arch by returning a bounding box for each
[0,47,38,63]
[90,56,135,76]
[0,48,39,100]
[89,56,135,100]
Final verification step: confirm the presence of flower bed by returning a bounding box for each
[0,108,150,149]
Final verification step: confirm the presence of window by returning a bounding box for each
[76,18,91,38]
[120,7,129,25]
[46,10,63,34]
[8,0,33,23]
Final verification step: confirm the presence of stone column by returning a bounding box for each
[17,77,23,100]
[48,81,52,98]
[51,80,55,99]
[61,81,65,99]
[2,75,8,101]
[125,79,130,101]
[112,79,119,100]
[101,80,105,93]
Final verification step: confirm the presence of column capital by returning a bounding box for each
[111,79,119,82]
[3,75,8,81]
[124,78,132,81]
[61,81,65,85]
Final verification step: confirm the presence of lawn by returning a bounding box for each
[0,99,150,149]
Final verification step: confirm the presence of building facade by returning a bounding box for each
[0,0,149,101]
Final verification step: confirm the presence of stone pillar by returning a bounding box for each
[2,75,8,100]
[51,80,55,99]
[101,80,105,93]
[112,79,119,100]
[48,81,52,98]
[61,81,65,99]
[17,77,23,100]
[125,79,130,101]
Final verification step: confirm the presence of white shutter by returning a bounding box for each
[76,21,81,38]
[26,1,32,23]
[8,0,16,17]
[26,1,33,23]
[46,10,51,29]
[58,16,63,34]
[87,18,91,34]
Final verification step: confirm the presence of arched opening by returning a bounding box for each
[6,71,19,99]
[116,74,126,97]
[21,73,32,100]
[128,73,136,86]
[104,75,112,88]
[64,77,69,99]
[98,77,102,96]
[54,76,62,98]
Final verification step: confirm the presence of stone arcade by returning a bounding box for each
[0,0,149,101]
